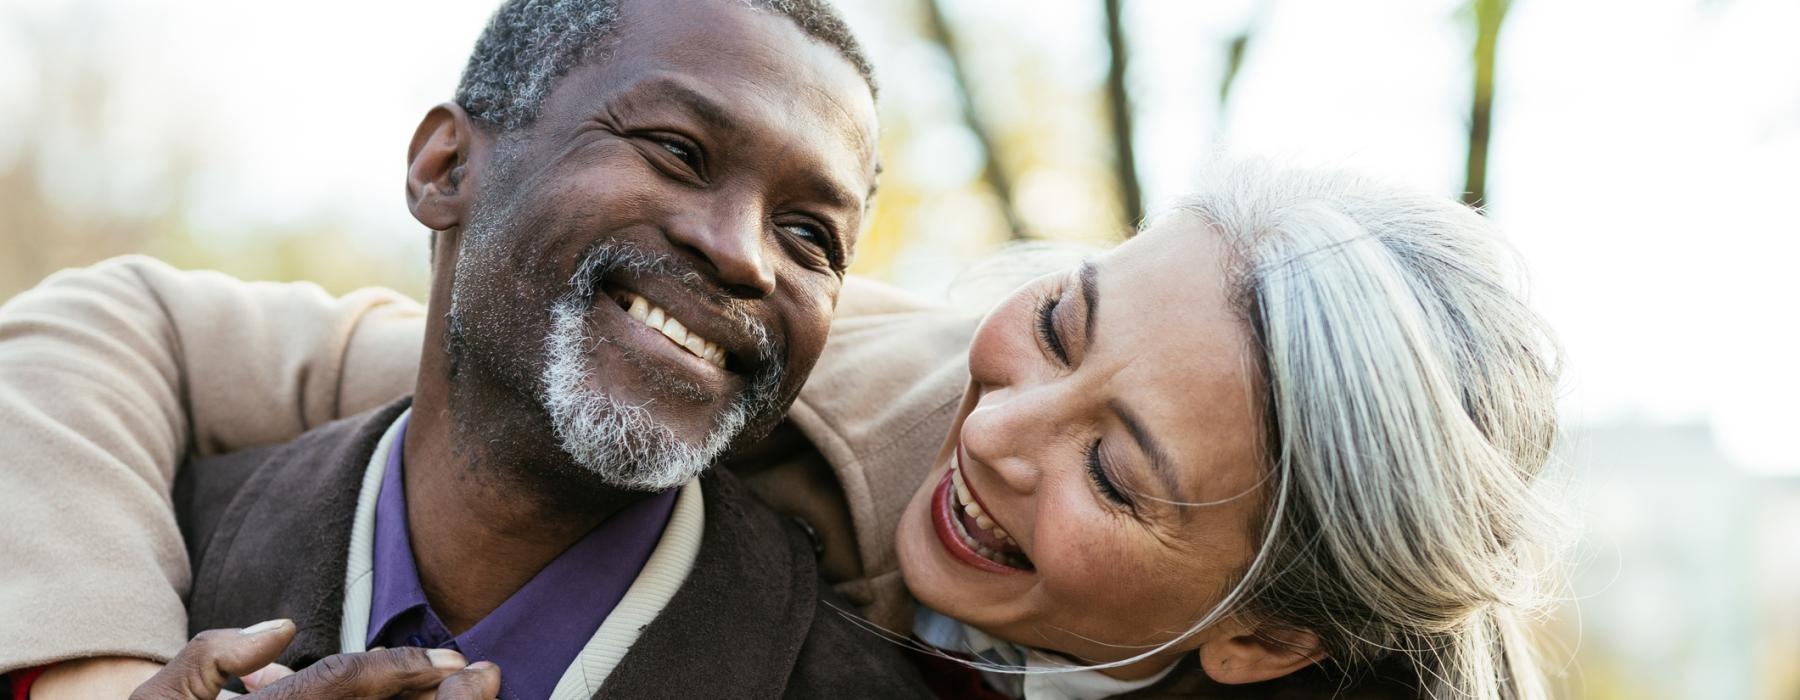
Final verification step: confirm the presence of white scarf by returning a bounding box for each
[911,607,1178,700]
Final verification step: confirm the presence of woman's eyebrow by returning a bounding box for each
[1079,259,1099,347]
[1110,399,1180,497]
[1084,260,1180,497]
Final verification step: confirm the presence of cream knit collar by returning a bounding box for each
[339,410,705,699]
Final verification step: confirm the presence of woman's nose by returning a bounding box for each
[960,385,1058,495]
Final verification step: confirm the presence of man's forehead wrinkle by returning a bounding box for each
[785,161,861,214]
[604,74,745,134]
[646,4,878,165]
[618,0,878,179]
[589,66,869,218]
[806,77,879,147]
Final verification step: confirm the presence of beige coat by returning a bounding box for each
[0,255,976,672]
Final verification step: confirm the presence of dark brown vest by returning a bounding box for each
[172,399,932,698]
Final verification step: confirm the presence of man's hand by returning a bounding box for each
[127,619,501,700]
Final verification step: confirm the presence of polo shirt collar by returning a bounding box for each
[365,413,680,700]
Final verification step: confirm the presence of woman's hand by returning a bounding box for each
[30,656,162,700]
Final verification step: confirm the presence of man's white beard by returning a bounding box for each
[539,298,750,492]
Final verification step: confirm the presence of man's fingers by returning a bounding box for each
[429,661,502,700]
[251,647,467,700]
[130,620,296,700]
[240,662,293,692]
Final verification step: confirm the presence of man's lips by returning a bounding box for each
[611,290,727,367]
[597,279,762,375]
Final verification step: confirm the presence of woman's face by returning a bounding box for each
[895,217,1271,677]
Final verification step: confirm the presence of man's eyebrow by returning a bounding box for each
[800,172,859,215]
[1110,399,1181,497]
[638,79,740,134]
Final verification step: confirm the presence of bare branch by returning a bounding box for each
[920,0,1029,239]
[1463,0,1511,210]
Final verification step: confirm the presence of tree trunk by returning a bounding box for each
[921,0,1028,239]
[1464,0,1511,210]
[1102,0,1144,233]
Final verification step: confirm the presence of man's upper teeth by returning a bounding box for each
[623,293,725,368]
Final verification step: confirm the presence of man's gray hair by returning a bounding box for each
[456,0,877,132]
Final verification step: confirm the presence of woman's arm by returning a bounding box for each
[0,256,928,685]
[0,255,424,673]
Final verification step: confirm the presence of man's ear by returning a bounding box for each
[1196,625,1327,686]
[406,102,484,232]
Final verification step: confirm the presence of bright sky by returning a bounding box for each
[2,0,1794,472]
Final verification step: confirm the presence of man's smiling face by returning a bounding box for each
[441,0,879,490]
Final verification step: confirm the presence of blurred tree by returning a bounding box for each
[920,0,1028,239]
[0,9,170,298]
[0,7,426,302]
[1463,0,1510,209]
[1212,3,1270,155]
[1101,0,1143,230]
[1219,31,1251,107]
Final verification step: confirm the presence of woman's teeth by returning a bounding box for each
[951,465,1029,568]
[617,292,727,368]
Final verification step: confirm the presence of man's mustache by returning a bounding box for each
[560,241,783,371]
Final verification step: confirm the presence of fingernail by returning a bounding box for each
[242,663,292,690]
[427,648,468,670]
[466,661,496,672]
[241,619,291,635]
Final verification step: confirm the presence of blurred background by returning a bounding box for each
[2,0,1795,696]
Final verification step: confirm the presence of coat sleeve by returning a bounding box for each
[0,260,911,673]
[0,255,424,672]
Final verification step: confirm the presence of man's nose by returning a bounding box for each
[666,203,777,298]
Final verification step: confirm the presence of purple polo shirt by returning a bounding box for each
[368,416,678,700]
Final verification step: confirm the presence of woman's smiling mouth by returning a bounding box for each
[931,444,1034,573]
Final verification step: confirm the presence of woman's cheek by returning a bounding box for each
[1033,500,1144,600]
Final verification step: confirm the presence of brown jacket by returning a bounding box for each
[175,399,930,697]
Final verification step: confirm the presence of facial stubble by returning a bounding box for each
[538,242,785,491]
[446,184,787,494]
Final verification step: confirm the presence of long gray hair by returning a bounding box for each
[939,161,1565,698]
[1184,161,1565,698]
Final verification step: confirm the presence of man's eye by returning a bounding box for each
[778,221,842,271]
[658,139,700,169]
[781,222,826,246]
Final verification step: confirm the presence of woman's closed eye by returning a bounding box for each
[1088,440,1132,508]
[1035,290,1069,365]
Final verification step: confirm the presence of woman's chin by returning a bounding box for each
[895,466,974,619]
[894,467,944,597]
[893,463,1029,634]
